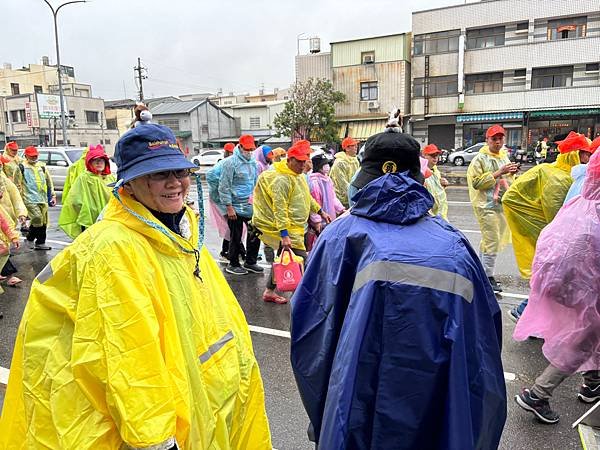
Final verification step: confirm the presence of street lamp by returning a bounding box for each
[42,0,86,146]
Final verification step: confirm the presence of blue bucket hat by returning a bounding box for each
[114,123,197,183]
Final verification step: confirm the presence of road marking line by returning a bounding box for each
[249,325,291,338]
[460,229,481,234]
[0,366,9,385]
[500,292,529,300]
[20,237,71,247]
[504,372,516,381]
[448,201,472,205]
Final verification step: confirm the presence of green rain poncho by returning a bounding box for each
[59,147,115,239]
[62,146,89,201]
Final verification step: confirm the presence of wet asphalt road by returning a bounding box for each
[0,177,590,450]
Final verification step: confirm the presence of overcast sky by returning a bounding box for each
[5,0,465,100]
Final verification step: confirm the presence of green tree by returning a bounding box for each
[272,78,346,144]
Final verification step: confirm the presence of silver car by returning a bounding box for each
[448,142,485,166]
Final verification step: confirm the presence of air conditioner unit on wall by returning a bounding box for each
[367,101,379,110]
[363,54,375,64]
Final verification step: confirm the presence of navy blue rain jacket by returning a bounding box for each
[290,172,507,450]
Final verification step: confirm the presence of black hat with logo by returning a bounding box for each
[352,131,423,190]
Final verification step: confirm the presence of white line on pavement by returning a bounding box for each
[499,292,529,300]
[448,201,472,205]
[459,229,482,234]
[0,366,9,385]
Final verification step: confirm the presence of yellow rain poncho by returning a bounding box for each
[0,190,271,449]
[58,170,116,239]
[467,145,514,255]
[252,159,321,251]
[330,151,360,208]
[424,165,448,220]
[0,172,27,224]
[502,151,580,279]
[2,149,23,185]
[62,147,89,201]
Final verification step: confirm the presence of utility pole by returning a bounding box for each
[100,111,105,144]
[134,57,147,102]
[42,0,86,146]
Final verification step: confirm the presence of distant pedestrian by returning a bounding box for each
[62,147,89,202]
[291,131,506,449]
[562,136,600,203]
[58,144,116,239]
[503,131,592,321]
[271,147,286,162]
[0,193,20,294]
[330,137,360,208]
[2,141,23,185]
[206,142,236,261]
[422,143,449,220]
[254,145,274,175]
[219,135,262,275]
[252,140,330,304]
[513,148,600,424]
[18,146,56,250]
[466,125,518,293]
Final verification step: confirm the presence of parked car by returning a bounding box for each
[191,149,225,166]
[448,142,485,166]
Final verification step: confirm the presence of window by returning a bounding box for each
[103,138,111,145]
[85,110,99,124]
[516,22,529,31]
[34,85,43,94]
[9,110,26,123]
[547,17,586,40]
[586,63,599,72]
[79,142,88,148]
[361,51,375,64]
[531,66,573,89]
[10,83,20,95]
[414,30,460,56]
[68,110,76,119]
[413,76,458,97]
[201,124,209,134]
[249,117,261,128]
[157,118,180,131]
[465,72,503,94]
[360,81,378,101]
[48,152,68,167]
[514,69,526,78]
[106,118,118,130]
[467,26,505,49]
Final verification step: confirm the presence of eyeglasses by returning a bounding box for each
[147,169,191,181]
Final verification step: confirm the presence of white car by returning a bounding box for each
[191,149,225,166]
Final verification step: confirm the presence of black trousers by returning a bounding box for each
[1,258,17,276]
[27,225,47,245]
[267,245,308,290]
[227,215,260,267]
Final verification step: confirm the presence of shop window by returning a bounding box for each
[414,30,460,56]
[531,66,573,89]
[360,81,378,101]
[466,26,505,49]
[547,17,586,40]
[465,72,503,94]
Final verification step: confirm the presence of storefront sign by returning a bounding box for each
[36,93,68,119]
[24,102,40,128]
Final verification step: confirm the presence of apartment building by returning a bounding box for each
[411,0,600,150]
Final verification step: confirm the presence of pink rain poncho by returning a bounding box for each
[308,171,344,224]
[513,150,600,373]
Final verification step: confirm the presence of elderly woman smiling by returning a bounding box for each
[0,123,272,450]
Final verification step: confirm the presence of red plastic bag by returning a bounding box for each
[273,248,304,292]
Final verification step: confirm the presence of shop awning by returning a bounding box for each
[338,119,387,140]
[456,112,524,123]
[174,131,192,138]
[529,109,600,118]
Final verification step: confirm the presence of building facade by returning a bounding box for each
[150,99,238,153]
[295,52,332,83]
[104,98,137,137]
[411,0,600,150]
[221,100,288,142]
[331,33,412,141]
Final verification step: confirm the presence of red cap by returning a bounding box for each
[342,137,359,149]
[224,143,235,153]
[5,141,18,151]
[556,131,590,154]
[24,146,38,157]
[287,141,311,161]
[485,125,506,138]
[422,144,442,155]
[590,136,600,154]
[239,135,256,150]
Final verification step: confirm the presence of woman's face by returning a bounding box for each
[125,170,191,213]
[90,158,106,173]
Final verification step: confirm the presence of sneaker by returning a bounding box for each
[578,384,600,403]
[508,307,521,323]
[515,388,560,424]
[488,276,503,293]
[243,263,264,274]
[34,244,52,251]
[225,265,248,275]
[218,252,230,263]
